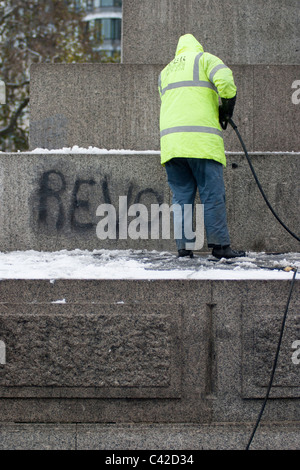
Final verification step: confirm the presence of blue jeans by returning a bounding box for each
[165,158,230,250]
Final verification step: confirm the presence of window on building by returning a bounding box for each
[95,20,102,41]
[86,0,93,11]
[101,18,121,40]
[83,0,122,59]
[87,18,121,42]
[101,0,122,7]
[86,0,122,10]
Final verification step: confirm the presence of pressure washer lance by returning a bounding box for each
[226,118,299,450]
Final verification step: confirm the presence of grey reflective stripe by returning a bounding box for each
[193,52,203,81]
[161,80,216,95]
[158,74,162,95]
[160,126,223,138]
[160,52,217,96]
[209,64,229,83]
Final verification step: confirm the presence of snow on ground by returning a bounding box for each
[0,249,299,280]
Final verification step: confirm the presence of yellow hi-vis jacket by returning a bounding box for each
[158,34,237,167]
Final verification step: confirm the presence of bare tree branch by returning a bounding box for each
[51,55,60,63]
[6,80,30,88]
[0,6,18,22]
[0,0,107,150]
[27,47,43,62]
[0,97,29,137]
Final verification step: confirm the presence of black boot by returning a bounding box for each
[178,249,194,258]
[212,245,245,259]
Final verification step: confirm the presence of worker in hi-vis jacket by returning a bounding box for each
[158,34,245,259]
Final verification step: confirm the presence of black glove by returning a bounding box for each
[219,95,236,130]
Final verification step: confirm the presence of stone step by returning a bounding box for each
[0,278,299,426]
[0,151,299,252]
[0,422,299,450]
[29,64,300,153]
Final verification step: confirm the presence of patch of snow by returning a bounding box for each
[0,147,299,156]
[0,249,298,281]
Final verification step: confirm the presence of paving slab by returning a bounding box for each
[0,423,299,450]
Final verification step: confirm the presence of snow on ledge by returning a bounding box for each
[30,146,161,154]
[0,250,298,281]
[0,147,299,156]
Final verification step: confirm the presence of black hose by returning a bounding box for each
[229,118,300,243]
[228,119,299,449]
[245,268,298,450]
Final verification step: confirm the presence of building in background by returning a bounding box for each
[83,0,122,59]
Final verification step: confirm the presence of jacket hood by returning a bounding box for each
[175,34,204,56]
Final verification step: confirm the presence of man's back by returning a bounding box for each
[159,34,236,166]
